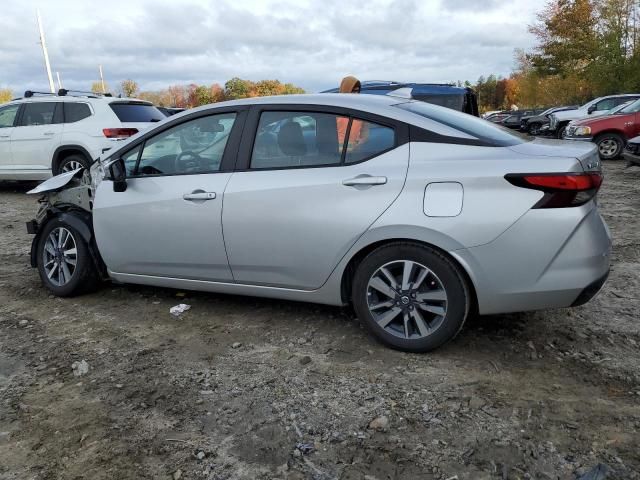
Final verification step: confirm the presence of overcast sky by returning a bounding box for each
[0,0,539,95]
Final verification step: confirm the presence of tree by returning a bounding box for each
[194,85,212,106]
[120,79,139,98]
[210,83,225,103]
[281,83,305,95]
[0,88,13,103]
[91,81,108,94]
[224,77,253,100]
[254,79,284,97]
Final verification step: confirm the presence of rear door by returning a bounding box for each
[0,104,20,172]
[93,108,245,281]
[10,101,63,173]
[222,105,410,289]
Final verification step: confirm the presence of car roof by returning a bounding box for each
[4,95,151,106]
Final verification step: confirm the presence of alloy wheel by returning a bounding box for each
[42,227,77,286]
[366,260,448,340]
[598,139,619,158]
[61,160,84,173]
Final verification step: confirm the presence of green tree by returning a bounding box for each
[281,83,305,95]
[194,85,212,106]
[120,79,139,98]
[224,77,253,100]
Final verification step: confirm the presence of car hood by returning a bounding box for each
[508,138,600,171]
[27,168,84,194]
[572,113,632,126]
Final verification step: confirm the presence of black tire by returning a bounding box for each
[528,122,542,136]
[557,123,568,139]
[54,153,90,176]
[352,243,470,353]
[595,133,624,160]
[36,217,100,297]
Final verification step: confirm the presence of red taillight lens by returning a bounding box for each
[103,128,138,139]
[505,172,602,208]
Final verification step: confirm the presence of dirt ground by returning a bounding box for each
[0,161,639,480]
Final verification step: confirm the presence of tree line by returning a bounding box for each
[472,0,640,112]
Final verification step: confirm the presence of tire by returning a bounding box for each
[36,217,100,297]
[352,243,470,353]
[595,133,624,160]
[54,153,90,176]
[528,122,542,136]
[557,124,568,139]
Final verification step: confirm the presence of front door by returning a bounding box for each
[10,101,63,173]
[0,104,21,174]
[93,111,242,281]
[223,107,409,289]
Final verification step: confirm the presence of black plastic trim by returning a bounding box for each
[571,270,609,307]
[409,124,492,147]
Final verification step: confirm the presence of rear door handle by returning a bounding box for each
[183,191,216,201]
[43,131,55,136]
[0,135,9,139]
[342,175,388,187]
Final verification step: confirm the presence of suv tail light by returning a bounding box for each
[505,172,603,208]
[103,128,138,139]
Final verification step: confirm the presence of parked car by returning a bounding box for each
[564,98,640,159]
[482,110,503,119]
[623,135,640,166]
[494,109,546,129]
[0,89,165,181]
[520,106,579,135]
[548,94,640,138]
[158,107,186,117]
[485,112,511,123]
[322,81,479,116]
[25,94,610,352]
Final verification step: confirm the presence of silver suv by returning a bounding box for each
[0,89,164,180]
[25,94,611,352]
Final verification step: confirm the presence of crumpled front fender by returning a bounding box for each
[27,168,84,195]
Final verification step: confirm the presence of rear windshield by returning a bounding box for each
[109,102,165,123]
[395,101,527,147]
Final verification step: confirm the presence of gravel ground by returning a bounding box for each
[0,161,639,480]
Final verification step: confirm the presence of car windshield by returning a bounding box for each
[616,99,640,114]
[395,101,528,146]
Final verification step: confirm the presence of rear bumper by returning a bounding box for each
[452,203,611,315]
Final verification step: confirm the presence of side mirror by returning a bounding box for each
[587,104,597,114]
[108,159,127,192]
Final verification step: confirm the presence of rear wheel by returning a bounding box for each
[352,243,470,352]
[55,153,90,175]
[595,133,624,160]
[36,218,100,296]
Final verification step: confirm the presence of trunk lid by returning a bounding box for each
[508,138,601,172]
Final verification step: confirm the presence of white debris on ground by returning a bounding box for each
[71,360,89,376]
[169,304,191,317]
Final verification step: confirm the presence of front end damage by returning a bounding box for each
[26,163,106,275]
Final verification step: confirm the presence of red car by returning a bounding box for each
[564,99,640,159]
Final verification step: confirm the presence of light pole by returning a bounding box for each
[36,9,55,93]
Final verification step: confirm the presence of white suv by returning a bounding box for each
[0,90,165,180]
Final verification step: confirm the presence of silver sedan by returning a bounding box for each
[26,93,611,352]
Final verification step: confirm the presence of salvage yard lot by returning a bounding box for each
[0,162,639,479]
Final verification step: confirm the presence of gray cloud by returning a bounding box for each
[0,0,537,95]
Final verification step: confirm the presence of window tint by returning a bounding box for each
[618,99,640,114]
[19,102,58,126]
[594,98,624,111]
[133,113,236,176]
[64,103,92,123]
[109,102,165,122]
[251,112,347,169]
[122,146,141,176]
[344,119,395,164]
[395,101,526,147]
[0,104,19,128]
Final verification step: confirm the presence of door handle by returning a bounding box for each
[183,191,216,201]
[43,131,55,136]
[342,175,388,187]
[0,135,9,139]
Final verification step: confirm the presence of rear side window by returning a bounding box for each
[64,103,92,123]
[19,102,62,126]
[109,102,165,123]
[344,119,395,164]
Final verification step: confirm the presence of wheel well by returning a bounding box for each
[594,130,626,141]
[52,147,91,171]
[340,238,478,313]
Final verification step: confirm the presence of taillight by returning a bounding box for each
[103,128,138,139]
[505,172,602,208]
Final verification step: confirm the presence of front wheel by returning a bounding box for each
[352,243,470,352]
[36,218,100,296]
[528,122,542,135]
[595,133,624,160]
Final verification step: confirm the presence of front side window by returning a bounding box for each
[131,112,236,177]
[19,102,59,126]
[0,104,19,128]
[250,111,396,169]
[594,98,617,111]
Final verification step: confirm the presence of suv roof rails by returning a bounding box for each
[24,90,57,98]
[58,88,113,98]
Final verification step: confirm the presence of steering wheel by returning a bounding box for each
[174,151,206,173]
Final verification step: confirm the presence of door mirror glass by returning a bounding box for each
[109,159,127,192]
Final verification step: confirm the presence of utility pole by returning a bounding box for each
[56,72,63,90]
[36,9,55,93]
[99,65,106,93]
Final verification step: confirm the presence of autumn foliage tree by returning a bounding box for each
[0,88,13,104]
